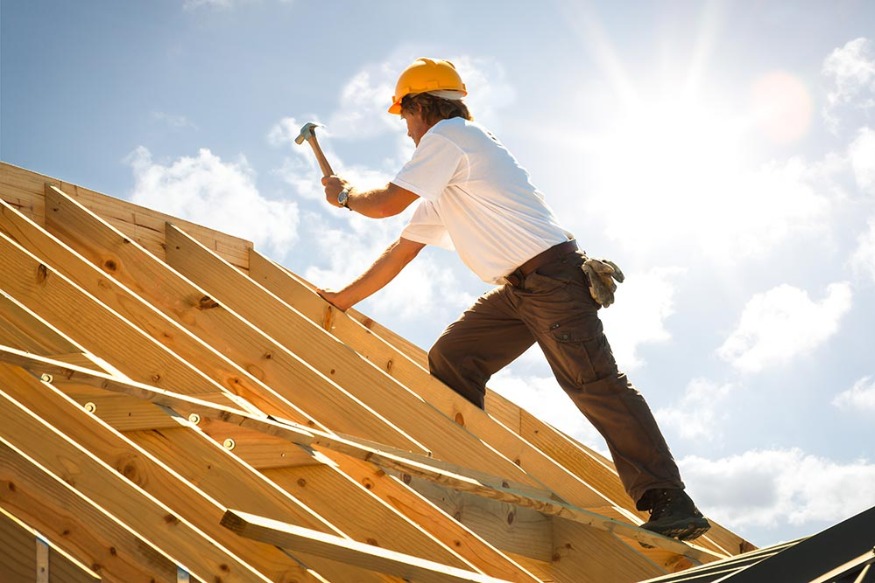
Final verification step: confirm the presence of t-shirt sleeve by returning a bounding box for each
[392,133,465,202]
[401,200,454,250]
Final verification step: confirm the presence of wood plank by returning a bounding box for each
[0,507,100,583]
[0,507,42,583]
[0,229,238,403]
[248,249,743,562]
[0,363,391,582]
[248,253,630,504]
[0,347,718,566]
[0,293,81,357]
[167,224,550,489]
[550,519,661,583]
[1,348,519,581]
[40,186,427,453]
[1,195,324,429]
[221,508,515,583]
[260,463,483,574]
[0,365,279,582]
[197,422,322,469]
[399,473,554,562]
[117,424,484,580]
[0,161,253,270]
[0,447,176,582]
[0,162,56,225]
[313,453,542,583]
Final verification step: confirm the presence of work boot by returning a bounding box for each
[637,488,711,541]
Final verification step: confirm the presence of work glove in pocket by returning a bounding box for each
[581,257,625,307]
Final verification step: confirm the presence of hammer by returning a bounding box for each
[295,122,334,177]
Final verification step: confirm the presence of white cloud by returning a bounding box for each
[590,122,832,263]
[848,126,875,193]
[329,65,402,140]
[851,219,875,283]
[183,0,280,10]
[724,158,833,257]
[822,37,875,133]
[600,266,683,370]
[266,116,303,148]
[449,56,516,132]
[718,283,852,373]
[183,0,233,10]
[125,146,299,258]
[833,376,875,412]
[151,111,197,130]
[656,378,733,441]
[681,449,875,532]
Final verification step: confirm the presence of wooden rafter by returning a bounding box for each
[0,161,756,582]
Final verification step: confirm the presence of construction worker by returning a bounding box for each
[317,57,710,541]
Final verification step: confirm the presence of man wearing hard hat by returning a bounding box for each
[318,57,710,541]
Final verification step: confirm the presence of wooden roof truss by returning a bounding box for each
[0,163,752,582]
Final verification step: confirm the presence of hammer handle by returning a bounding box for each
[306,135,334,177]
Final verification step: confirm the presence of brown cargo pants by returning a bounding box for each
[427,247,684,503]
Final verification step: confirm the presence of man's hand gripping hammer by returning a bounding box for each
[295,122,334,177]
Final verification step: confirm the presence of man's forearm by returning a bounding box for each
[319,238,425,311]
[323,176,418,218]
[347,184,418,218]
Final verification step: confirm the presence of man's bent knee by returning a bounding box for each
[428,344,487,409]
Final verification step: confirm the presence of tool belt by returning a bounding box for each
[503,240,579,287]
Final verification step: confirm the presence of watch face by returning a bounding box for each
[338,189,349,206]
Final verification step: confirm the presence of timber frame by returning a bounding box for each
[0,162,753,582]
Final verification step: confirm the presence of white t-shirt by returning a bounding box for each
[394,117,571,284]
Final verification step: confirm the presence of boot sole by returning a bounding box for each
[641,518,711,542]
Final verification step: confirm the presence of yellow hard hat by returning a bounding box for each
[388,57,467,114]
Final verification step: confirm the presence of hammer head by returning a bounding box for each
[295,122,324,145]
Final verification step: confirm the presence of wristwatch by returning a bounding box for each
[337,188,351,210]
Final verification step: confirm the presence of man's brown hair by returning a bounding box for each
[400,93,473,125]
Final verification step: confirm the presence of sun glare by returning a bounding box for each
[590,97,746,253]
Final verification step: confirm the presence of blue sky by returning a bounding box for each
[3,0,875,548]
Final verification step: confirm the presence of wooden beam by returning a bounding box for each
[39,186,429,454]
[247,251,612,499]
[0,162,253,270]
[0,507,100,583]
[0,346,719,564]
[0,229,238,405]
[166,223,557,490]
[198,422,323,469]
[399,472,554,562]
[1,196,319,427]
[222,508,515,583]
[248,250,747,562]
[1,349,529,580]
[0,363,397,582]
[0,445,177,581]
[0,364,281,582]
[0,163,744,580]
